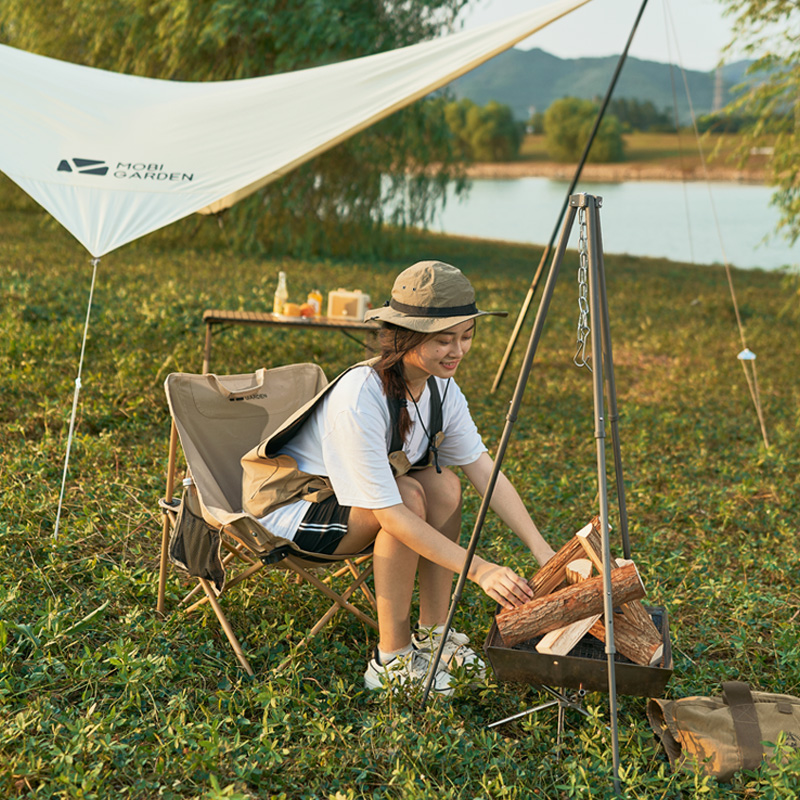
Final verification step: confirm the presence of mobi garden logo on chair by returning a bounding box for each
[56,158,195,182]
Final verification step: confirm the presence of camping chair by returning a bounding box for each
[157,363,377,676]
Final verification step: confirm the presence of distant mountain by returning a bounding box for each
[447,48,750,124]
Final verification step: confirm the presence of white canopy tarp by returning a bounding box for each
[0,0,592,537]
[0,0,589,258]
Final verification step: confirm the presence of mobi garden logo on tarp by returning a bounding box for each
[56,158,194,182]
[57,157,108,176]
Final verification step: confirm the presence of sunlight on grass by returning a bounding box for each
[0,203,798,798]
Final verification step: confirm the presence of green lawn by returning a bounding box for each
[1,199,799,798]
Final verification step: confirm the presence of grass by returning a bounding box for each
[1,193,799,799]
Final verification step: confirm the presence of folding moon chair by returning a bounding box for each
[156,363,377,676]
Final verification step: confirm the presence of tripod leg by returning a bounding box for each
[585,196,622,795]
[594,216,632,559]
[421,203,580,705]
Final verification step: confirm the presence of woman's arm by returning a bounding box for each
[461,452,555,567]
[372,502,533,610]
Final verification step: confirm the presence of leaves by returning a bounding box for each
[720,1,800,244]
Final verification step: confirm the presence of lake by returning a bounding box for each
[427,177,798,272]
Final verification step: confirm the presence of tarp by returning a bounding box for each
[0,0,590,258]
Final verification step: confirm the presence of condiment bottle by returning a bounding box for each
[273,271,288,314]
[307,288,323,316]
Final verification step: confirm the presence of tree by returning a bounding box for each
[543,97,625,163]
[720,1,800,244]
[0,0,471,256]
[607,98,673,133]
[445,99,522,162]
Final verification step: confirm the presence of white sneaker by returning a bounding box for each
[364,647,453,695]
[412,626,486,679]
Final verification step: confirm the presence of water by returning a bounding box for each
[427,177,797,271]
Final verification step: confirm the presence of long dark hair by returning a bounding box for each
[373,324,429,442]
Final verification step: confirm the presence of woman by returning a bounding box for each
[243,260,554,693]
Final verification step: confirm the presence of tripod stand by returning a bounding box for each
[424,193,632,796]
[488,686,590,747]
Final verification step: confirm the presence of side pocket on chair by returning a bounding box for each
[169,490,226,593]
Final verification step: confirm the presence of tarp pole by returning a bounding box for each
[54,258,99,538]
[491,0,650,394]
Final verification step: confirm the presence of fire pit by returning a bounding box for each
[484,605,673,697]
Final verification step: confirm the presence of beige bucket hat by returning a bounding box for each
[365,260,507,333]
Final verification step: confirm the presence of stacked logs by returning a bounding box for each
[495,517,664,667]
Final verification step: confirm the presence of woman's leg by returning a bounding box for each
[333,468,461,652]
[335,476,428,653]
[410,466,462,627]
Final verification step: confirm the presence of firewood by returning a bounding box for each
[589,612,664,667]
[527,517,602,598]
[535,558,596,656]
[565,558,593,584]
[577,538,663,645]
[614,559,663,641]
[536,613,601,656]
[496,562,646,648]
[576,519,607,572]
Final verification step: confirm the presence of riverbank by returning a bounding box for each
[472,131,771,184]
[464,160,767,184]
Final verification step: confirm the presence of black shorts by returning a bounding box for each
[292,495,352,555]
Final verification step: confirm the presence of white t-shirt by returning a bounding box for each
[259,365,486,539]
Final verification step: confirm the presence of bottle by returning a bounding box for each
[273,271,288,315]
[307,288,322,317]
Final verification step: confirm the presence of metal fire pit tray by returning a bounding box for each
[484,605,673,697]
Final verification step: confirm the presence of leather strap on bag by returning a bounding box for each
[722,681,764,771]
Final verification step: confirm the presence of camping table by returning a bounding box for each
[201,309,380,372]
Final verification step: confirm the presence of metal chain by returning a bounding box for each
[574,207,592,372]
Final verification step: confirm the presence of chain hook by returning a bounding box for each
[573,206,592,372]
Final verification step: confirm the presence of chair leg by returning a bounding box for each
[180,548,240,606]
[198,577,254,676]
[157,421,180,616]
[277,562,377,671]
[284,558,377,630]
[185,560,266,613]
[345,558,377,610]
[323,555,376,610]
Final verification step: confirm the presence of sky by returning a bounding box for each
[462,0,739,72]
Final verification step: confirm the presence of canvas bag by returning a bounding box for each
[647,681,800,781]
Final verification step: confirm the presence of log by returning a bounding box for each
[565,558,593,584]
[576,519,606,572]
[576,539,663,646]
[614,559,663,642]
[496,562,646,648]
[589,612,664,667]
[535,558,596,656]
[535,612,601,656]
[523,517,602,599]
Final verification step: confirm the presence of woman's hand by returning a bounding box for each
[473,561,534,611]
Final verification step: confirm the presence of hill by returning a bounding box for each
[447,47,750,124]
